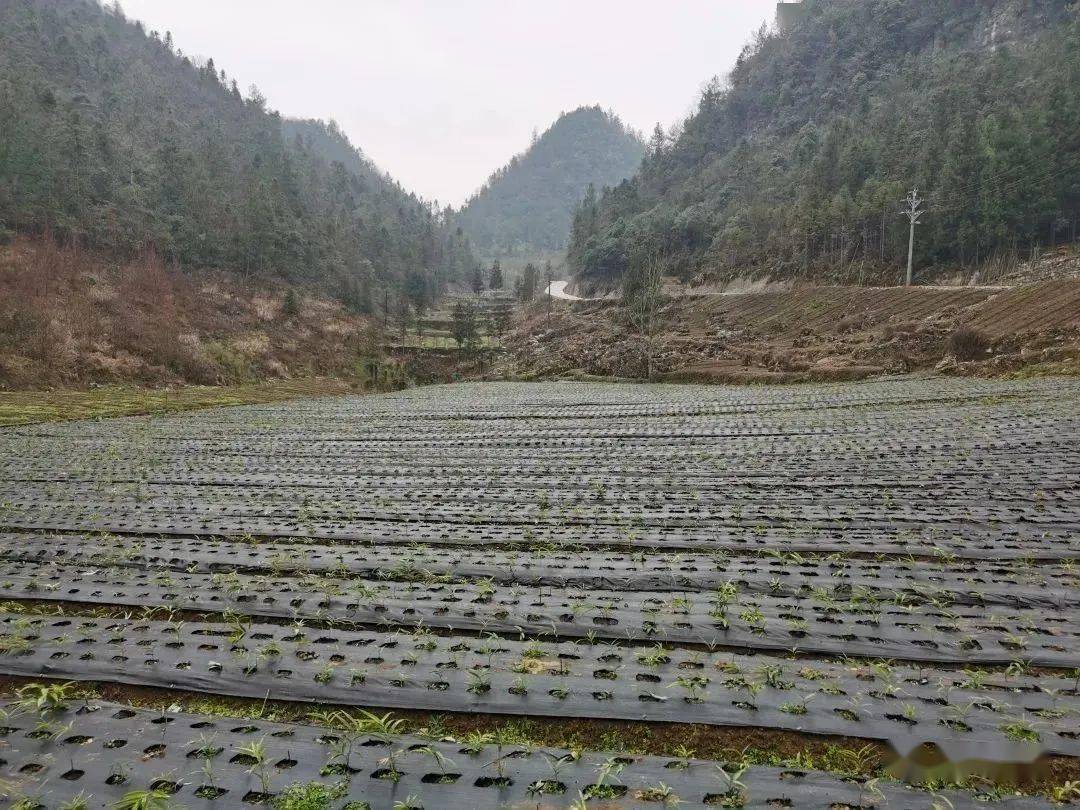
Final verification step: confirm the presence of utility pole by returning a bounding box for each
[900,188,924,286]
[544,266,554,321]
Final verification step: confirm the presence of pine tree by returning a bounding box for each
[281,289,301,319]
[405,271,430,339]
[450,301,478,349]
[519,263,539,302]
[491,300,513,341]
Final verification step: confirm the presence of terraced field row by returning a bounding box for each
[1,699,1052,809]
[0,377,1077,808]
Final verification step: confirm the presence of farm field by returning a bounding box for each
[0,377,1077,808]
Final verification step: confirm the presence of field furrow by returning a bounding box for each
[1,377,1077,807]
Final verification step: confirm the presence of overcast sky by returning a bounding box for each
[118,0,778,206]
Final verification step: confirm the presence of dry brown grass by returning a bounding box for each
[0,237,379,389]
[946,326,991,360]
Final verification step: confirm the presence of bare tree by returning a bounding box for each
[622,255,665,380]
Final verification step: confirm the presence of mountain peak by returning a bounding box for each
[457,105,643,258]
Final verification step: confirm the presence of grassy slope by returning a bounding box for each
[0,238,381,390]
[0,377,359,426]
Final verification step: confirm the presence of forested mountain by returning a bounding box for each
[569,0,1080,289]
[0,0,474,309]
[457,106,643,257]
[282,118,381,184]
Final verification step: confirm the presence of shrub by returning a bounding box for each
[203,340,253,382]
[0,309,48,346]
[282,289,301,319]
[946,327,989,361]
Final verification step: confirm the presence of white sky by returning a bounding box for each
[118,0,778,206]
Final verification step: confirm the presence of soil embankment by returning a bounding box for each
[506,280,1080,382]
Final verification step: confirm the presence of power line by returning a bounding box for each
[925,159,1080,215]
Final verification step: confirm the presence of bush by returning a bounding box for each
[282,289,301,319]
[203,340,253,382]
[946,327,989,361]
[0,309,47,345]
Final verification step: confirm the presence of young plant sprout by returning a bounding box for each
[16,682,74,716]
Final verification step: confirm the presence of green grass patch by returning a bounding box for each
[0,378,360,427]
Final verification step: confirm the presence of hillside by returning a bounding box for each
[0,0,474,305]
[505,276,1080,382]
[569,0,1080,292]
[0,237,382,389]
[281,118,375,180]
[456,106,644,259]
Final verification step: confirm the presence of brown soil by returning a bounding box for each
[505,280,1080,382]
[967,279,1080,335]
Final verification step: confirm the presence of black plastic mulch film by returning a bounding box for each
[0,700,1054,809]
[0,532,1074,609]
[0,559,1076,667]
[2,613,1076,758]
[2,518,1073,559]
[0,380,1076,560]
[0,378,1076,808]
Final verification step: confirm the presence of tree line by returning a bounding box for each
[569,0,1080,287]
[0,0,474,311]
